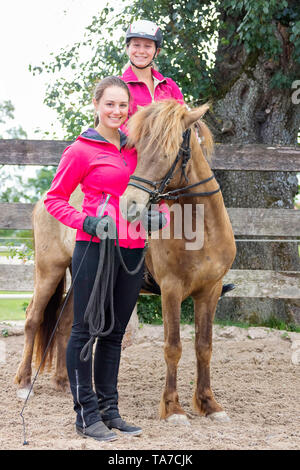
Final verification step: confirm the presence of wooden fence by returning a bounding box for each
[0,139,299,309]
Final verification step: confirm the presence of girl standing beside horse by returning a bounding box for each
[44,76,169,442]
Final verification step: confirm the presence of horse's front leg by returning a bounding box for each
[159,285,190,425]
[192,282,230,422]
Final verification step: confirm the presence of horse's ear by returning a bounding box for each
[183,103,210,129]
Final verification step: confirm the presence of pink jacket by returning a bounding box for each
[44,129,169,248]
[120,66,184,118]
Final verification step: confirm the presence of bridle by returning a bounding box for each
[128,128,221,204]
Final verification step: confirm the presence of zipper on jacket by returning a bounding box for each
[151,76,162,102]
[75,369,87,433]
[120,149,128,166]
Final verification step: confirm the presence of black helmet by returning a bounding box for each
[126,20,163,49]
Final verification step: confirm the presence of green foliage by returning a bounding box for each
[25,167,56,201]
[0,228,34,263]
[5,240,33,263]
[0,166,55,203]
[0,100,15,124]
[222,0,300,87]
[224,0,288,55]
[137,295,300,331]
[0,100,27,139]
[31,0,219,139]
[0,296,28,322]
[30,0,300,139]
[259,315,300,332]
[137,295,194,324]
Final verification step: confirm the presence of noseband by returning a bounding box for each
[128,128,221,204]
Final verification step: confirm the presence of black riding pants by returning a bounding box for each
[66,241,144,428]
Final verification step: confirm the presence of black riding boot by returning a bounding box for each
[94,330,123,421]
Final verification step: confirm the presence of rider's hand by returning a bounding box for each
[83,215,114,239]
[141,209,167,234]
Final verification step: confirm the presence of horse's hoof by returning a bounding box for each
[208,411,230,423]
[17,387,34,400]
[165,414,191,426]
[52,378,69,392]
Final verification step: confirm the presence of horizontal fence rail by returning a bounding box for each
[0,202,299,236]
[1,139,300,171]
[0,264,299,299]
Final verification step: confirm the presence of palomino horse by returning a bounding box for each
[120,100,236,424]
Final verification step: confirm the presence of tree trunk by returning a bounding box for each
[213,56,300,145]
[211,10,300,324]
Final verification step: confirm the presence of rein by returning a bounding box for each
[128,128,221,204]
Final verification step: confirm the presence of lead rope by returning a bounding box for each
[79,222,147,363]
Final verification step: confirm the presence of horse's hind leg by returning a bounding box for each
[159,284,189,425]
[14,297,38,396]
[192,283,230,422]
[14,267,66,395]
[53,287,73,392]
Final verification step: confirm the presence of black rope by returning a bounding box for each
[79,222,146,362]
[79,237,115,362]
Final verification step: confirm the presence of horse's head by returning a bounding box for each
[120,100,213,221]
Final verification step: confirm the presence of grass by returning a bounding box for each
[214,317,300,333]
[0,291,31,322]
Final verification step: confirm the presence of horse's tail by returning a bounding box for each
[34,273,66,373]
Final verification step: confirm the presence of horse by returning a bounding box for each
[15,100,236,425]
[120,100,236,424]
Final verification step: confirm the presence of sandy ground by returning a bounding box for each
[0,322,300,451]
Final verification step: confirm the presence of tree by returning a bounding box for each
[0,167,56,203]
[31,0,300,144]
[212,0,300,144]
[0,100,27,140]
[0,100,29,203]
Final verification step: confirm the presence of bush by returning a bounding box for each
[137,295,194,324]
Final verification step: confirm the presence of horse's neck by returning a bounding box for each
[185,138,226,220]
[188,139,219,194]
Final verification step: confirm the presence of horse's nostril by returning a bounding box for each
[127,201,140,222]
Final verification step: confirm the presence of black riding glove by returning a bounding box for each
[141,209,167,234]
[83,215,115,239]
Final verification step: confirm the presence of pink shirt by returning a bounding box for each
[120,66,184,118]
[44,129,169,248]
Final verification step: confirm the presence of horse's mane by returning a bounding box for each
[127,99,214,161]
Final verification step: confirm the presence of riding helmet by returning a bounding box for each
[126,20,163,49]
